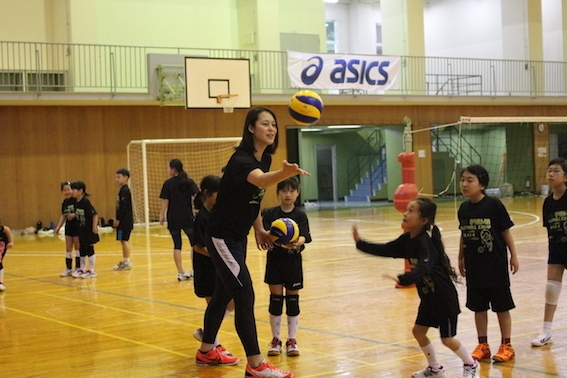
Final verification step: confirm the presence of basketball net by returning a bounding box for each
[216,94,239,113]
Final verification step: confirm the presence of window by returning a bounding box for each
[326,20,337,53]
[0,71,66,92]
[376,23,383,55]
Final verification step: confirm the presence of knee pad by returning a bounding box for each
[286,294,300,317]
[545,280,562,305]
[269,294,284,316]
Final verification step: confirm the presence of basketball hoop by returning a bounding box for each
[216,94,239,113]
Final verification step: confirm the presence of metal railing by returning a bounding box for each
[0,40,566,98]
[431,126,482,167]
[347,129,386,193]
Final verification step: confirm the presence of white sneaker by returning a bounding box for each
[193,328,203,342]
[531,333,552,347]
[113,260,133,270]
[412,366,445,378]
[267,337,282,356]
[72,269,85,278]
[0,282,6,291]
[80,270,98,279]
[60,269,73,277]
[177,271,193,281]
[462,361,478,378]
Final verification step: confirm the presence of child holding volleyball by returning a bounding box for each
[262,177,312,357]
[54,181,80,277]
[0,220,14,291]
[531,158,567,347]
[70,181,99,279]
[353,197,478,378]
[458,164,518,363]
[191,174,234,352]
[196,107,310,378]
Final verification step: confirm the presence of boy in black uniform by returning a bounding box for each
[113,168,134,270]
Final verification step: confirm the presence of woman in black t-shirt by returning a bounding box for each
[196,107,309,378]
[159,158,199,281]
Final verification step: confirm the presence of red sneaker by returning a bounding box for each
[196,345,239,366]
[245,360,293,378]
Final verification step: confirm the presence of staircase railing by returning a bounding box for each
[347,129,386,195]
[431,125,482,168]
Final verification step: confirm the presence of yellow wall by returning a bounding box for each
[0,0,51,42]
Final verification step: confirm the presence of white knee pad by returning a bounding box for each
[545,280,562,305]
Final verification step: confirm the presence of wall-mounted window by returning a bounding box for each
[326,20,337,53]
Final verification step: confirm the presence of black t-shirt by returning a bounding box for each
[543,190,567,253]
[458,195,514,288]
[61,197,78,229]
[193,207,210,248]
[159,175,199,230]
[208,149,271,239]
[261,206,312,253]
[116,184,134,230]
[0,225,8,253]
[75,196,99,245]
[356,231,460,317]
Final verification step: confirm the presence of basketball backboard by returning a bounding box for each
[184,57,251,110]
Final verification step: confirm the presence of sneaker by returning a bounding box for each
[411,366,445,378]
[267,337,282,356]
[80,270,98,279]
[196,345,239,366]
[60,269,73,277]
[0,282,6,291]
[492,343,515,362]
[113,260,133,270]
[193,328,204,342]
[245,360,293,378]
[215,344,233,356]
[462,361,478,378]
[285,338,300,356]
[72,269,85,278]
[531,333,552,347]
[471,343,491,361]
[178,271,193,281]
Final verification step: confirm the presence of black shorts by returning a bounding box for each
[116,228,132,241]
[65,221,79,237]
[193,250,217,298]
[466,285,515,312]
[207,236,252,292]
[264,250,303,290]
[415,311,458,338]
[548,247,567,266]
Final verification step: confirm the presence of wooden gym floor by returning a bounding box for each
[1,196,565,377]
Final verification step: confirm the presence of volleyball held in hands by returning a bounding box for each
[288,90,324,126]
[269,217,299,246]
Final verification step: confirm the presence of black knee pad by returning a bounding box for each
[269,294,284,316]
[286,294,300,316]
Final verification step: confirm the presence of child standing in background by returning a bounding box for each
[532,158,567,347]
[261,177,311,357]
[458,164,519,362]
[55,181,80,277]
[0,221,14,291]
[70,181,100,279]
[113,168,134,270]
[192,175,234,353]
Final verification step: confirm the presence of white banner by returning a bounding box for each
[287,51,400,92]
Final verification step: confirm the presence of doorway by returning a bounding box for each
[316,145,337,201]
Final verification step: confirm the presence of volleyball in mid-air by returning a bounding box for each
[269,217,299,246]
[288,90,324,126]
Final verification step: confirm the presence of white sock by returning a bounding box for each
[80,256,87,270]
[543,321,552,335]
[0,268,4,283]
[287,315,300,339]
[454,343,475,365]
[124,257,130,263]
[421,343,441,369]
[270,314,282,340]
[88,254,96,271]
